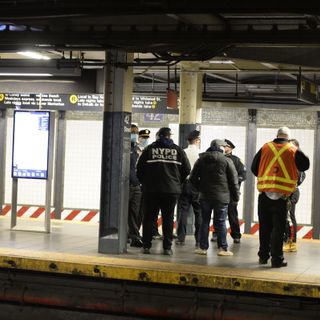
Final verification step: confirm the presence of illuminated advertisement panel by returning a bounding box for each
[12,110,50,179]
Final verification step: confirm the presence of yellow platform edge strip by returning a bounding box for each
[0,252,319,299]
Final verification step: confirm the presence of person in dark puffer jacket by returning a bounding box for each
[137,127,190,256]
[190,139,239,256]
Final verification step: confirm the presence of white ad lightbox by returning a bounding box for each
[12,110,51,179]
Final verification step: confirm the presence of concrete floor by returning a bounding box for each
[0,215,319,277]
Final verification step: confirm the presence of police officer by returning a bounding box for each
[223,139,246,243]
[137,127,191,255]
[251,127,309,268]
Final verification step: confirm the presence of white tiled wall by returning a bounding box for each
[63,120,102,209]
[253,128,314,224]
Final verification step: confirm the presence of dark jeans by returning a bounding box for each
[199,199,229,250]
[176,182,202,243]
[212,201,241,240]
[258,193,287,264]
[128,185,142,240]
[284,189,299,243]
[142,192,179,250]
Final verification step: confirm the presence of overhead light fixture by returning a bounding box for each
[0,73,53,77]
[17,51,51,60]
[209,60,234,64]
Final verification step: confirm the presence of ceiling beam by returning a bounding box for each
[206,72,236,83]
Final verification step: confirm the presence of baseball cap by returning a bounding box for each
[210,139,228,148]
[225,139,235,149]
[277,126,291,138]
[139,129,150,138]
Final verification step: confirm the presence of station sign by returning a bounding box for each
[0,93,179,114]
[297,76,318,104]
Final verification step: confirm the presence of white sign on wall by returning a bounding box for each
[12,110,51,179]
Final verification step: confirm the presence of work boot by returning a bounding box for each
[283,239,292,252]
[290,241,297,252]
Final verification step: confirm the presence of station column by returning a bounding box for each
[98,51,133,254]
[178,63,202,235]
[312,112,320,239]
[178,63,202,148]
[243,109,257,234]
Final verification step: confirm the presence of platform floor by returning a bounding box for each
[0,216,320,299]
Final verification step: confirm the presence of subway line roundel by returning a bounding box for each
[69,95,78,104]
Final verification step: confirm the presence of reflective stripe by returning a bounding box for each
[147,159,182,165]
[260,142,293,184]
[257,176,297,184]
[258,184,295,192]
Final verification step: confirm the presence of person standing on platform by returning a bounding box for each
[283,139,306,253]
[190,139,240,256]
[137,127,191,255]
[128,124,143,247]
[251,127,309,268]
[211,139,246,244]
[176,130,202,247]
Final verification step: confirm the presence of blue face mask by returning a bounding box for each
[139,138,149,149]
[131,133,138,144]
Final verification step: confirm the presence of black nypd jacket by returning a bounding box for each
[136,138,191,194]
[189,147,240,203]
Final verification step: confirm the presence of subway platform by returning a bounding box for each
[0,216,319,319]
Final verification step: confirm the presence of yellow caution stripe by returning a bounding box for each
[0,247,319,299]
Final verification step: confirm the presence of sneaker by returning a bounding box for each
[175,240,185,246]
[195,248,207,255]
[163,249,173,256]
[142,248,150,254]
[233,238,241,244]
[283,240,292,252]
[217,248,233,256]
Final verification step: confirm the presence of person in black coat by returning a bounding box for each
[137,127,191,255]
[190,139,240,256]
[211,139,246,244]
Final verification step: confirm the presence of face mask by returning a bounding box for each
[131,133,138,143]
[140,138,149,149]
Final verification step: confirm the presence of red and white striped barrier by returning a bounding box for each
[1,205,99,223]
[1,205,314,239]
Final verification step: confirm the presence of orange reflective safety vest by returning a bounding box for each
[257,142,298,195]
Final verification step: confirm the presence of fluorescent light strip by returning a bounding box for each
[209,60,234,64]
[17,51,51,60]
[0,73,53,76]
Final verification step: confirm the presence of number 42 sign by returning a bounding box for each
[143,113,164,122]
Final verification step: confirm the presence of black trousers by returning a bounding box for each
[176,182,202,243]
[258,193,287,264]
[284,189,299,243]
[142,192,179,250]
[128,186,142,240]
[227,201,241,239]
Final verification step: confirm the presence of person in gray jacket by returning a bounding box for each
[189,139,240,256]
